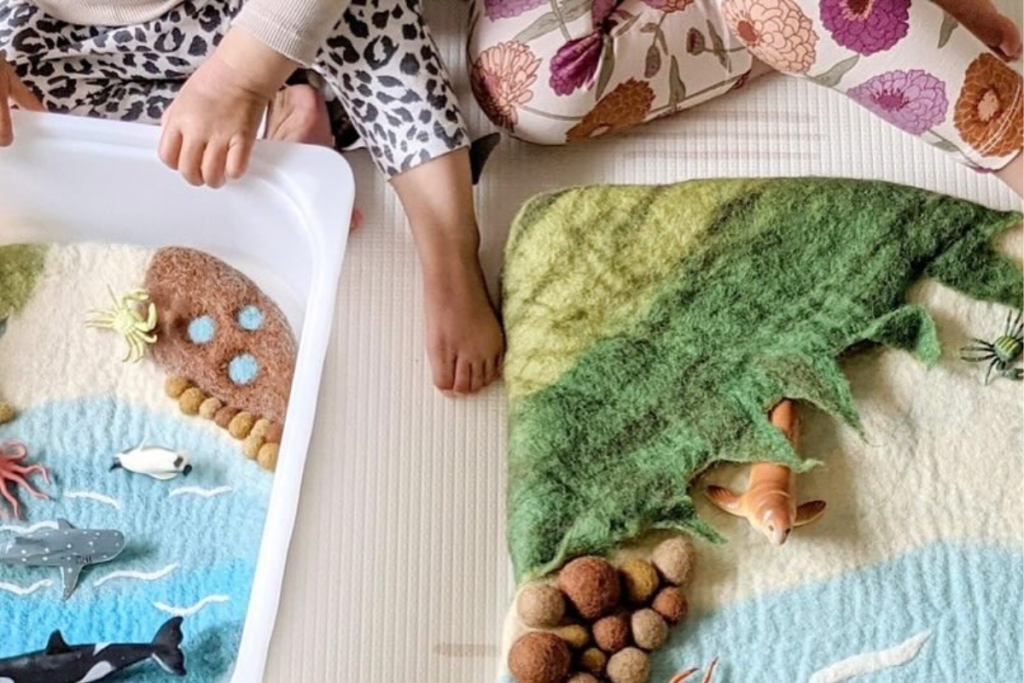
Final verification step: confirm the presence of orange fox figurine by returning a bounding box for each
[704,400,826,546]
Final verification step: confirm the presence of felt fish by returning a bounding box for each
[111,446,192,481]
[502,178,1023,581]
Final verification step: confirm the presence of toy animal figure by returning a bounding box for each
[85,286,158,363]
[0,442,49,520]
[0,617,186,682]
[669,657,720,683]
[704,401,826,546]
[961,310,1023,384]
[111,446,192,481]
[0,519,125,600]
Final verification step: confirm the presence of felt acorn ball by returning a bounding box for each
[558,556,621,619]
[0,401,14,425]
[606,647,650,683]
[566,673,600,683]
[554,624,590,650]
[620,559,660,605]
[577,648,607,676]
[508,632,572,683]
[517,584,567,628]
[165,376,190,399]
[652,536,694,586]
[199,396,223,420]
[228,411,255,439]
[214,406,240,429]
[651,587,688,625]
[592,613,630,653]
[264,421,284,444]
[630,609,668,651]
[258,443,280,470]
[243,433,264,459]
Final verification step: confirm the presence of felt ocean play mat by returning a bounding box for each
[0,243,296,682]
[496,178,1023,683]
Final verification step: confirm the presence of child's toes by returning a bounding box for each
[431,350,457,392]
[470,362,487,393]
[453,358,474,394]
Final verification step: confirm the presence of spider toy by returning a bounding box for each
[961,310,1024,384]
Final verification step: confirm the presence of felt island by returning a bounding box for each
[0,242,298,683]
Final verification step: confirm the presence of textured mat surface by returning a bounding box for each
[263,1,1023,681]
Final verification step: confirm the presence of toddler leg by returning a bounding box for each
[718,0,1023,189]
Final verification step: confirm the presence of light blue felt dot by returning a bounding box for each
[187,315,216,345]
[237,305,265,332]
[228,353,260,386]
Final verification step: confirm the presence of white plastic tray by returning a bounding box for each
[0,110,353,683]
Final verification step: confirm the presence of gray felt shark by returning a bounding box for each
[0,519,125,600]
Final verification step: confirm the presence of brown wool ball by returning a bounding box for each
[652,536,694,586]
[178,387,205,416]
[592,614,630,653]
[558,556,621,620]
[651,587,688,625]
[250,418,271,440]
[164,376,190,399]
[264,422,284,444]
[577,648,607,676]
[199,397,223,420]
[566,673,599,683]
[508,632,572,683]
[228,411,255,439]
[0,402,15,425]
[214,406,240,429]
[554,625,589,650]
[257,443,280,470]
[243,434,264,459]
[517,584,566,628]
[620,559,660,605]
[630,609,668,651]
[606,648,651,683]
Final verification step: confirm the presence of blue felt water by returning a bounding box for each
[0,396,273,682]
[496,542,1023,683]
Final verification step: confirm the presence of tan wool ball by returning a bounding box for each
[651,587,689,625]
[652,536,694,586]
[264,422,284,444]
[517,584,567,628]
[592,614,630,653]
[214,406,240,429]
[577,648,607,676]
[620,559,660,605]
[257,443,280,470]
[250,418,271,440]
[243,434,264,459]
[178,387,205,415]
[0,402,15,425]
[199,397,223,420]
[558,556,621,619]
[228,411,255,439]
[554,625,589,650]
[566,673,599,683]
[508,632,572,683]
[606,648,651,683]
[164,376,190,399]
[630,609,668,651]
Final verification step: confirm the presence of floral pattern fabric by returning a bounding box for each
[469,0,1021,170]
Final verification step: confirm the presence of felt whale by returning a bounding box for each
[0,617,186,683]
[110,446,192,481]
[0,519,125,600]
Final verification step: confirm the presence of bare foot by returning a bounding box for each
[422,248,505,395]
[935,0,1023,61]
[265,84,334,146]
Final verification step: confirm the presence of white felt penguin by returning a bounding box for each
[110,446,193,480]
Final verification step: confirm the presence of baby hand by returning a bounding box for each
[0,55,45,147]
[158,29,297,188]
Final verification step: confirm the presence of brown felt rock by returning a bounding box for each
[243,434,264,459]
[0,402,14,425]
[251,418,271,440]
[508,632,571,683]
[554,625,589,650]
[146,248,296,425]
[620,559,660,605]
[652,536,694,586]
[214,406,240,429]
[592,614,630,653]
[229,411,255,439]
[264,422,284,444]
[165,376,190,399]
[257,443,280,470]
[517,584,566,628]
[199,396,223,419]
[630,609,668,651]
[178,387,205,415]
[577,648,607,676]
[606,648,650,683]
[558,557,621,619]
[566,673,599,683]
[651,587,688,625]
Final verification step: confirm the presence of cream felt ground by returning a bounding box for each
[262,2,1023,682]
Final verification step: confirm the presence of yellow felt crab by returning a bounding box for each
[86,286,159,363]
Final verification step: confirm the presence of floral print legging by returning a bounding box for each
[468,0,1023,171]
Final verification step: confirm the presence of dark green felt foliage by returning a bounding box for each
[504,178,1022,582]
